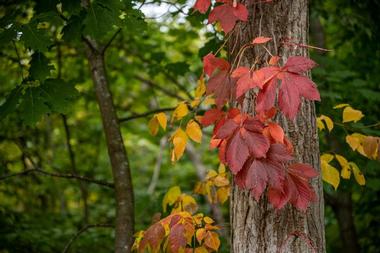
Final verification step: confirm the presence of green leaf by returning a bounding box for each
[19,87,50,125]
[29,52,55,82]
[60,0,82,15]
[62,14,85,43]
[0,27,17,45]
[83,0,122,39]
[39,78,79,113]
[0,86,23,119]
[20,24,52,52]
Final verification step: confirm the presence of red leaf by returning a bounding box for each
[288,163,318,179]
[139,222,165,252]
[203,53,230,77]
[240,128,270,158]
[232,67,264,98]
[193,0,211,13]
[215,119,239,139]
[255,56,320,119]
[283,56,317,74]
[226,131,250,174]
[168,223,187,253]
[208,2,248,33]
[268,185,290,209]
[266,143,293,162]
[201,108,224,126]
[206,70,236,108]
[252,36,272,44]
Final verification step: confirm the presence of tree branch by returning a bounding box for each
[102,28,122,54]
[62,223,113,253]
[0,168,115,188]
[119,107,175,123]
[133,75,186,101]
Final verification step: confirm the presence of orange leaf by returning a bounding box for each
[204,231,220,251]
[252,36,272,44]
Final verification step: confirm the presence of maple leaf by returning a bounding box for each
[208,1,248,33]
[193,0,211,13]
[231,67,264,98]
[255,56,320,119]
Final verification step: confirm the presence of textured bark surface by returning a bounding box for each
[86,49,135,253]
[228,1,325,252]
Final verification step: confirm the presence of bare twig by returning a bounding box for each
[102,28,122,54]
[133,75,186,100]
[62,223,113,253]
[119,107,175,123]
[147,137,167,194]
[0,168,115,188]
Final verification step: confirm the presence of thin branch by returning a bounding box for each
[12,40,24,80]
[62,223,113,253]
[119,107,175,123]
[102,28,122,54]
[133,74,186,100]
[147,137,167,194]
[0,168,114,188]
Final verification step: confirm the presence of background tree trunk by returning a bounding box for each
[228,1,325,252]
[85,46,135,253]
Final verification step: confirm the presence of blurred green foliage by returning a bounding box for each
[0,0,378,252]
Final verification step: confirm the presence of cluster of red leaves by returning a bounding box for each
[201,108,318,210]
[193,0,248,33]
[136,212,220,253]
[204,53,320,120]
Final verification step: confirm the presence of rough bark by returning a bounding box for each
[229,1,325,252]
[85,47,135,253]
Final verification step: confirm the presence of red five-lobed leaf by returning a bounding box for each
[255,56,320,119]
[231,67,264,98]
[208,0,248,34]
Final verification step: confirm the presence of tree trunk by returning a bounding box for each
[325,191,360,253]
[85,47,135,253]
[229,1,325,252]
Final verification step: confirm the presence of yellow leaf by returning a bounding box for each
[363,136,379,159]
[148,116,159,136]
[216,187,230,204]
[171,129,188,162]
[317,115,334,132]
[342,106,364,123]
[186,120,202,143]
[195,246,208,253]
[203,216,214,224]
[346,133,365,150]
[333,103,350,109]
[195,228,207,244]
[317,117,325,131]
[162,186,181,212]
[321,154,340,190]
[203,96,215,105]
[206,169,218,180]
[195,78,206,98]
[193,213,204,225]
[335,154,351,179]
[213,175,229,187]
[321,153,334,163]
[204,231,220,251]
[155,112,167,130]
[349,162,365,186]
[181,195,198,214]
[218,163,226,174]
[172,102,189,121]
[191,98,201,108]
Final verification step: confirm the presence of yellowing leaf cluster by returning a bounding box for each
[171,120,202,162]
[321,153,365,189]
[346,133,380,160]
[148,112,167,136]
[317,115,334,132]
[162,186,198,214]
[194,164,230,204]
[334,104,364,123]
